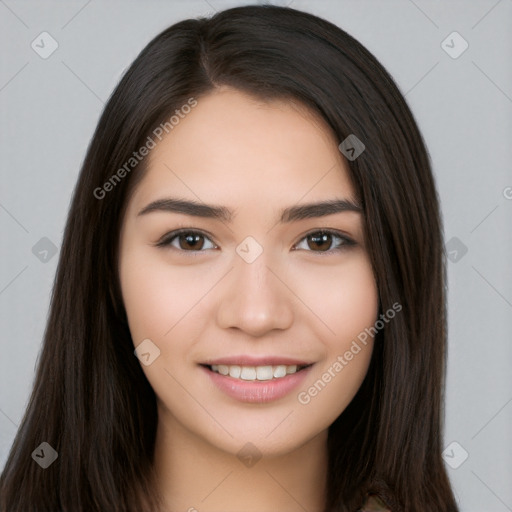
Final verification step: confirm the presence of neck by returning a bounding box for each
[152,405,329,512]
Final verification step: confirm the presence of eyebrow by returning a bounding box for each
[137,197,362,223]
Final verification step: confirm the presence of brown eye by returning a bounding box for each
[156,230,217,251]
[294,230,355,253]
[177,233,204,250]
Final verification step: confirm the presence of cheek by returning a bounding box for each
[119,246,207,345]
[294,253,379,342]
[334,261,379,340]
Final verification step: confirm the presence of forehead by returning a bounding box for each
[130,88,357,213]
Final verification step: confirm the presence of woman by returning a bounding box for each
[0,4,459,511]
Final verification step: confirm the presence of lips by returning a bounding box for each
[198,355,315,402]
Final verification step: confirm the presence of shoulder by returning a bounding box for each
[358,494,392,512]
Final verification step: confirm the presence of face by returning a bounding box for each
[118,87,379,457]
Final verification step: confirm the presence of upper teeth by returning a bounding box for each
[211,364,301,381]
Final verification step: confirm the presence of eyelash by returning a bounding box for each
[154,228,356,255]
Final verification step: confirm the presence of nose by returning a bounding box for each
[215,251,294,337]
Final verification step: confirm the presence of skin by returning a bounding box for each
[118,87,379,512]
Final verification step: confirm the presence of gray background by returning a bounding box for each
[1,1,511,510]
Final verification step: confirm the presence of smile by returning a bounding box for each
[200,363,314,403]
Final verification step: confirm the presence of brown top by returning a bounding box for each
[358,494,392,511]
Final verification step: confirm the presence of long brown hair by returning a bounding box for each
[0,5,458,511]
